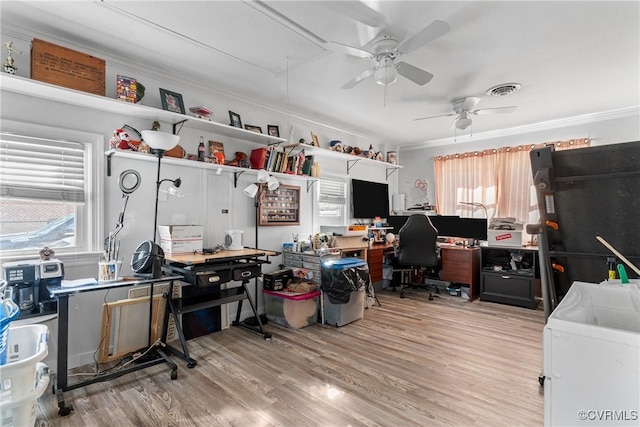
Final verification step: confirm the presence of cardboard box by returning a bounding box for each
[158,225,203,240]
[31,38,105,96]
[487,229,526,247]
[158,225,203,254]
[160,239,203,254]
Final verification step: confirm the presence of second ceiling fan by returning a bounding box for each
[414,97,517,130]
[325,20,451,89]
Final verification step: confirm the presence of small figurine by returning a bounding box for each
[3,41,22,74]
[109,128,140,151]
[39,246,55,260]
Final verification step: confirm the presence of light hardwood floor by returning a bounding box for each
[36,289,545,426]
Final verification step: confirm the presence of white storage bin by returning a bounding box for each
[0,325,48,401]
[263,290,320,329]
[322,290,365,327]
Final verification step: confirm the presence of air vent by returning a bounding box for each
[486,83,522,97]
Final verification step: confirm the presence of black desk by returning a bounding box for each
[47,275,183,415]
[161,248,277,367]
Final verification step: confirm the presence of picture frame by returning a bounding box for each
[244,124,262,133]
[229,111,242,128]
[159,88,185,114]
[310,132,320,147]
[267,125,280,138]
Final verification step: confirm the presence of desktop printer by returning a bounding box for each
[487,218,527,247]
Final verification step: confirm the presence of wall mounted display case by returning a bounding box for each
[259,184,300,226]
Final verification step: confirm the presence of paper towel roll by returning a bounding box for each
[392,194,406,211]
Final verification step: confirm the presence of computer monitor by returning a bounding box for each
[388,214,488,240]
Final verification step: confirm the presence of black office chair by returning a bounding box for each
[395,214,441,300]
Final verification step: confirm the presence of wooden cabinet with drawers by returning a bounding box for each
[439,246,480,300]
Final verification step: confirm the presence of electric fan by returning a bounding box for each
[131,240,164,278]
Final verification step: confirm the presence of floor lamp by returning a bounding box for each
[141,130,181,245]
[243,169,279,323]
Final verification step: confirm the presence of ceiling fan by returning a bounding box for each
[414,97,517,130]
[325,20,451,89]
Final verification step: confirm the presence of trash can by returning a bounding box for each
[321,258,367,326]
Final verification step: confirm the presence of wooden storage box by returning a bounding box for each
[31,38,105,96]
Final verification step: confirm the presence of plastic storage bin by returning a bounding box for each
[321,258,367,326]
[263,290,320,329]
[0,298,21,365]
[0,324,50,427]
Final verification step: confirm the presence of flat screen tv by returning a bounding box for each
[351,179,390,219]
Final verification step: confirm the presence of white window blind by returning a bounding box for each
[319,177,346,204]
[0,132,86,203]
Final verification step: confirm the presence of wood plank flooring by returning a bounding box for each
[36,289,545,426]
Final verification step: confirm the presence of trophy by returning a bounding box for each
[3,41,22,74]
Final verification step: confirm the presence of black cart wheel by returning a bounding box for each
[539,375,545,387]
[187,360,197,369]
[58,404,73,416]
[171,370,178,380]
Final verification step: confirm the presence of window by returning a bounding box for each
[317,177,347,226]
[433,139,591,224]
[0,121,102,257]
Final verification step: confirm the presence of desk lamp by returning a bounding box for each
[141,130,181,243]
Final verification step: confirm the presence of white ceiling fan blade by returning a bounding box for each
[325,1,386,28]
[341,67,375,89]
[324,41,374,59]
[397,20,451,55]
[395,62,434,86]
[472,106,517,115]
[461,96,481,111]
[414,112,456,122]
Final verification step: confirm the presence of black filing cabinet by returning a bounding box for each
[480,246,540,309]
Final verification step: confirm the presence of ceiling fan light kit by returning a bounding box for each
[327,20,451,90]
[374,57,398,86]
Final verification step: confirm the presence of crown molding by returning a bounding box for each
[399,106,640,152]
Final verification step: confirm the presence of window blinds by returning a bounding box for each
[0,132,86,203]
[318,177,346,204]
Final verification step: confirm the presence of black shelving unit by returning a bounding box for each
[480,246,540,309]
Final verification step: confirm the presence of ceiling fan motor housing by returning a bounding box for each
[373,36,399,57]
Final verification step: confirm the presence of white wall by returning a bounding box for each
[396,111,640,210]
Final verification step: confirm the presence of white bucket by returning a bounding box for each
[0,362,49,427]
[0,324,48,402]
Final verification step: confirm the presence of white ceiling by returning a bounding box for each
[2,1,639,148]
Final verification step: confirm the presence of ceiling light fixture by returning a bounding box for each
[456,111,472,130]
[373,57,397,86]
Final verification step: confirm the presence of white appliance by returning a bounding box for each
[544,280,640,426]
[224,229,244,251]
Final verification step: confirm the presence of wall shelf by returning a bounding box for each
[3,74,400,181]
[0,74,287,146]
[283,144,402,179]
[109,150,318,190]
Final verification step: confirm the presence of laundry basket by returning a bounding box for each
[0,295,21,365]
[0,324,49,427]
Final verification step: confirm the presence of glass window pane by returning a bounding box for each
[0,199,76,252]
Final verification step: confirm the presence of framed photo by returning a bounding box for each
[310,132,320,147]
[229,111,242,128]
[159,88,185,114]
[244,124,262,133]
[267,125,280,138]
